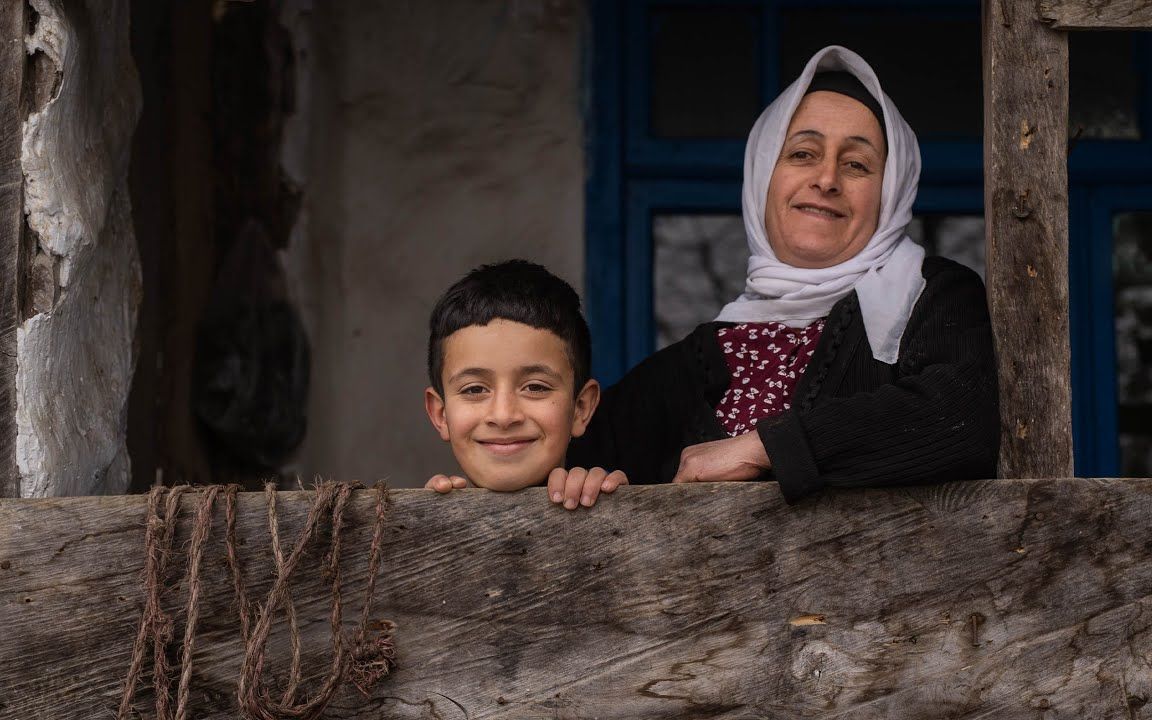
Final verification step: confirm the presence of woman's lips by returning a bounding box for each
[794,203,844,219]
[477,439,535,456]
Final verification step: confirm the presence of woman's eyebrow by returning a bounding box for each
[787,129,881,151]
[786,129,824,143]
[843,135,882,151]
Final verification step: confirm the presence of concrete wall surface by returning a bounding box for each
[282,0,587,486]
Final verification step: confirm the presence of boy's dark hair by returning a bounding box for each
[428,260,592,394]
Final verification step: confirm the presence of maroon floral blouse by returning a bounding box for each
[713,320,825,436]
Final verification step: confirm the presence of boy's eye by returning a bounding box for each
[459,385,488,396]
[523,382,553,394]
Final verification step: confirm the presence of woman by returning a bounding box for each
[568,46,999,501]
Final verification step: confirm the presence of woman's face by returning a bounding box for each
[764,90,886,269]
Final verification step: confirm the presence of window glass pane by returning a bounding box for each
[907,215,986,278]
[779,9,981,138]
[1114,212,1152,476]
[1070,33,1143,140]
[650,6,762,139]
[654,213,986,350]
[653,214,746,348]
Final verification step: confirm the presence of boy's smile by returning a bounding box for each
[425,319,599,490]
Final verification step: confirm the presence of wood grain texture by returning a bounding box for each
[2,481,1152,718]
[983,0,1073,478]
[0,2,25,498]
[1038,0,1152,29]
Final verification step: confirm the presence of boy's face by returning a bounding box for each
[425,319,599,491]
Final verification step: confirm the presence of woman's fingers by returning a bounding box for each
[672,432,770,483]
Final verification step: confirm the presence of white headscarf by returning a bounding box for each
[715,45,925,365]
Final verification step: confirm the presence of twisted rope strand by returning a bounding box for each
[117,487,167,720]
[265,481,304,706]
[224,484,252,641]
[153,485,190,720]
[174,485,221,720]
[237,483,342,719]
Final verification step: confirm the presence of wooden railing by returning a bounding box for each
[3,480,1151,718]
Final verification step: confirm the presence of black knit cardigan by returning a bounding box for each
[567,256,1000,502]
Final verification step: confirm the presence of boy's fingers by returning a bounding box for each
[450,475,468,489]
[580,467,609,507]
[563,467,588,510]
[547,467,568,503]
[425,474,452,493]
[601,470,628,493]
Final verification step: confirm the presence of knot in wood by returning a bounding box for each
[1012,191,1033,220]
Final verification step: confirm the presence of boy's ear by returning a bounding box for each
[424,387,451,442]
[569,379,601,438]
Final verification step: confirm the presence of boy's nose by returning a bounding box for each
[487,389,525,426]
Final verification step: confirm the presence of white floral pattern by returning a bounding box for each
[714,320,825,437]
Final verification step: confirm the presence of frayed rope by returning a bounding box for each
[118,482,396,720]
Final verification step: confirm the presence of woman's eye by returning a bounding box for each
[790,149,814,161]
[845,160,871,173]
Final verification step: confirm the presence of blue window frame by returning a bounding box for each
[586,0,1152,476]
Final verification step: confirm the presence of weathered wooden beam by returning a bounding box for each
[983,0,1073,478]
[1038,0,1152,29]
[3,481,1152,718]
[0,2,25,498]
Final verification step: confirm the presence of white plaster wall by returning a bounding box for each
[19,0,142,496]
[282,0,586,486]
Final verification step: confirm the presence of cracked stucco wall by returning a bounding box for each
[18,0,141,496]
[280,1,586,486]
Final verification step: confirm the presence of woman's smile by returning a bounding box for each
[793,202,846,220]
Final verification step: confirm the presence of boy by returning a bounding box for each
[423,260,627,509]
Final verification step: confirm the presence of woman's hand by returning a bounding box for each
[672,431,771,484]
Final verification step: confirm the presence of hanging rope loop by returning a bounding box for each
[118,482,395,720]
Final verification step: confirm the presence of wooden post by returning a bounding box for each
[982,0,1073,478]
[0,3,25,498]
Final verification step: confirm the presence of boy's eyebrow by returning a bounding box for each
[519,364,564,380]
[446,364,566,385]
[446,367,493,385]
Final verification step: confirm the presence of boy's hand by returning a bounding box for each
[547,467,628,510]
[425,474,471,493]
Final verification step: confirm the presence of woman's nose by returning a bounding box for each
[811,158,841,194]
[487,388,525,426]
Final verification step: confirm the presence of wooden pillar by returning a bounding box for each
[982,0,1072,478]
[0,3,25,497]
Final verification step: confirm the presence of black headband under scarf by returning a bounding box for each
[805,71,887,138]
